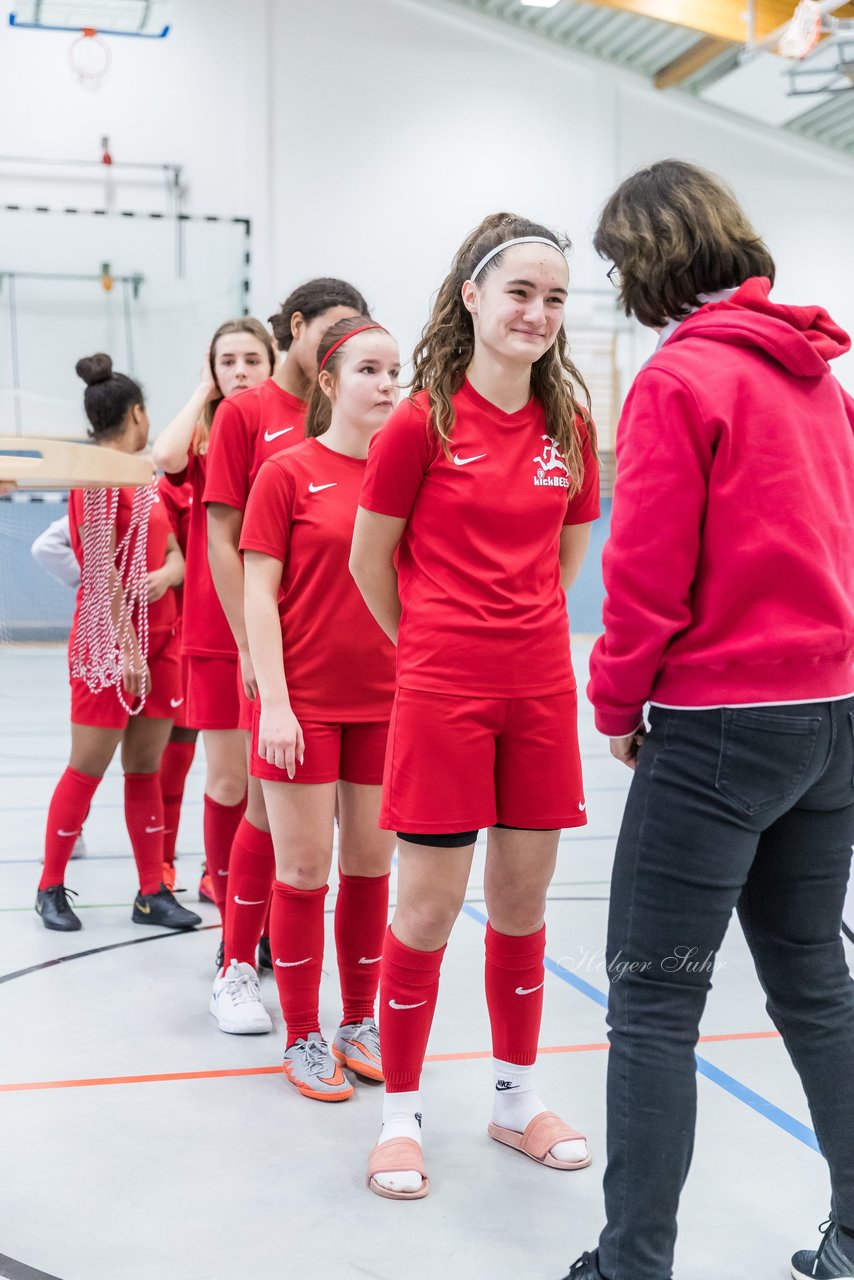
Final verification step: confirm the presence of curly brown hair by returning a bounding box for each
[411,212,595,497]
[593,160,776,329]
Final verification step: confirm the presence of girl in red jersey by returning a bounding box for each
[203,279,370,1035]
[154,320,275,952]
[350,214,600,1198]
[36,354,202,934]
[241,316,399,1100]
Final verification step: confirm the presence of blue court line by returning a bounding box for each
[460,903,820,1154]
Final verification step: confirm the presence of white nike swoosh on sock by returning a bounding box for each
[275,957,312,967]
[145,825,165,834]
[515,982,545,996]
[388,998,427,1010]
[217,870,229,876]
[358,956,382,964]
[233,896,265,905]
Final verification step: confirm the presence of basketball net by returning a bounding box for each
[70,480,156,714]
[778,0,823,58]
[67,28,112,91]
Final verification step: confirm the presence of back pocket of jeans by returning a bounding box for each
[715,708,821,816]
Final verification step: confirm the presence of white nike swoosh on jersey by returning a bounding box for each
[264,428,294,442]
[389,998,427,1010]
[145,825,165,834]
[57,829,79,837]
[453,453,487,466]
[515,982,545,996]
[275,957,312,967]
[308,482,337,493]
[358,956,382,965]
[234,896,265,906]
[170,698,184,708]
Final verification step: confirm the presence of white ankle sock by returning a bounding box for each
[374,1090,424,1194]
[491,1059,587,1164]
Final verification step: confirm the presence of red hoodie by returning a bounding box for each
[588,277,854,737]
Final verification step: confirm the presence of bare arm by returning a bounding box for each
[560,523,593,591]
[244,550,304,777]
[151,357,215,474]
[349,507,406,645]
[147,531,185,602]
[207,502,255,697]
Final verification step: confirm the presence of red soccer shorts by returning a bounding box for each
[380,687,587,833]
[70,627,182,729]
[250,702,389,785]
[169,654,192,729]
[237,666,255,733]
[185,655,241,731]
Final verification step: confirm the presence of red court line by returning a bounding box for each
[0,1029,781,1095]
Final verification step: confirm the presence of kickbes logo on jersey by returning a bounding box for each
[533,435,570,488]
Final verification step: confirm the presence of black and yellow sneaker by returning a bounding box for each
[35,885,81,932]
[132,884,202,930]
[562,1253,605,1280]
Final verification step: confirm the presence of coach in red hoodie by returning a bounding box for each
[565,162,854,1280]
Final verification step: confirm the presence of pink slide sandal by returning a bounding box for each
[366,1137,430,1200]
[487,1110,592,1170]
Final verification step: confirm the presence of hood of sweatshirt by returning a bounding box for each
[661,276,851,377]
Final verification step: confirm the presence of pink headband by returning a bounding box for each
[319,323,385,371]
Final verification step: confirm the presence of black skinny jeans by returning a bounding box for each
[597,699,854,1280]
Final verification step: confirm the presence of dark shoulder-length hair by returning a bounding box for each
[593,159,776,329]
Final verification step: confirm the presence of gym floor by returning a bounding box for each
[0,638,843,1280]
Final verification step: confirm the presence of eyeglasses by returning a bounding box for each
[607,264,621,289]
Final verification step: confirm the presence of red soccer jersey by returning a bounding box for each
[68,485,176,632]
[156,473,190,619]
[163,451,235,658]
[202,379,306,513]
[359,380,600,698]
[240,437,396,722]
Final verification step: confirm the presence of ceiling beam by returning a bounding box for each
[580,1,854,44]
[653,34,733,87]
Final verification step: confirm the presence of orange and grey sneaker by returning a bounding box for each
[282,1032,354,1102]
[198,863,214,904]
[332,1018,383,1082]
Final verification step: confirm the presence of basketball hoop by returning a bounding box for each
[67,28,112,91]
[778,0,823,58]
[70,480,156,714]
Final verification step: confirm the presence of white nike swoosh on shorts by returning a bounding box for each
[170,698,184,708]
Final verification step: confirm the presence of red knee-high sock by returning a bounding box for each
[380,926,446,1093]
[41,767,101,889]
[222,818,274,968]
[484,922,546,1066]
[335,871,390,1024]
[262,900,271,939]
[159,739,196,865]
[270,880,328,1045]
[124,773,166,896]
[203,794,245,920]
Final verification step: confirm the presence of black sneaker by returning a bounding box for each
[215,939,224,972]
[562,1253,605,1280]
[257,934,273,971]
[792,1220,854,1279]
[132,884,202,930]
[35,885,82,932]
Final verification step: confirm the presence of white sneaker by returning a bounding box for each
[70,835,87,860]
[209,959,273,1035]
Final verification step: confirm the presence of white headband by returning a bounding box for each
[469,235,564,282]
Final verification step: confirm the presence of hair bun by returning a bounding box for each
[75,353,113,386]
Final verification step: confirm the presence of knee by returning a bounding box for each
[122,752,161,775]
[486,891,546,938]
[394,898,460,951]
[206,774,246,807]
[277,850,330,892]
